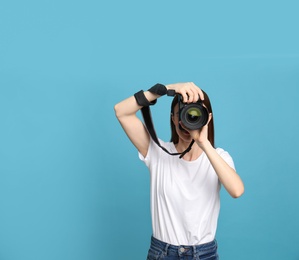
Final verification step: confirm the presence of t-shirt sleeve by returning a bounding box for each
[216,148,236,170]
[138,137,156,167]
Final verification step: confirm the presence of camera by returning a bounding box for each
[178,95,209,130]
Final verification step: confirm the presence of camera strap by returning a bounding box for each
[141,105,195,159]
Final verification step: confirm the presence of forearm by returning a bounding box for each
[200,140,245,198]
[115,82,203,118]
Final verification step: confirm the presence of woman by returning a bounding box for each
[114,82,244,260]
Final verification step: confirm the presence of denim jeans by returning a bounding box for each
[147,236,219,260]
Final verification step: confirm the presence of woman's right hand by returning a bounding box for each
[166,82,205,103]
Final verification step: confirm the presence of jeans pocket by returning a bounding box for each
[195,253,219,260]
[146,247,164,260]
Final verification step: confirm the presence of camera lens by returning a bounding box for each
[186,107,202,123]
[180,103,208,130]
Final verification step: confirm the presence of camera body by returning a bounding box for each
[178,95,209,130]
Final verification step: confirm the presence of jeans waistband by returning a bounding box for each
[150,236,218,257]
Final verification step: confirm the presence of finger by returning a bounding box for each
[184,83,199,103]
[190,86,203,103]
[191,89,200,103]
[185,89,196,103]
[181,92,189,103]
[207,113,213,124]
[198,90,205,101]
[190,82,204,101]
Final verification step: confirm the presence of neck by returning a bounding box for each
[175,140,203,161]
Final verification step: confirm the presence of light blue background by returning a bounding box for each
[1,0,299,259]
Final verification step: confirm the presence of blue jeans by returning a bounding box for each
[147,236,219,260]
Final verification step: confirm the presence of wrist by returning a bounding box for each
[134,90,157,107]
[134,83,167,107]
[197,139,212,151]
[148,83,167,96]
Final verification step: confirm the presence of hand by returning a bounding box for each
[180,113,213,148]
[166,82,204,103]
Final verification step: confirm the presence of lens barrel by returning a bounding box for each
[180,103,209,130]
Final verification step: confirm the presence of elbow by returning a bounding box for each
[114,103,122,119]
[230,185,245,199]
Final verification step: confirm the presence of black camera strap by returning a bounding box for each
[141,105,195,159]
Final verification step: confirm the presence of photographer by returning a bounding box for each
[114,82,244,260]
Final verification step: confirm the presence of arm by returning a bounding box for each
[114,82,205,157]
[186,116,244,198]
[201,140,244,198]
[173,81,244,198]
[114,90,160,157]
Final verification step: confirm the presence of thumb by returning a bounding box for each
[207,113,212,125]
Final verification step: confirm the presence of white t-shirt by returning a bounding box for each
[139,138,235,246]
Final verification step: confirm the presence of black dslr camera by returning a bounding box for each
[177,94,209,130]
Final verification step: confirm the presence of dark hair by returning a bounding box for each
[170,90,215,147]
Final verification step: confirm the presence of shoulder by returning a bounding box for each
[215,147,228,155]
[139,137,174,163]
[215,147,235,169]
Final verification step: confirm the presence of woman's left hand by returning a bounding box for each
[180,113,212,148]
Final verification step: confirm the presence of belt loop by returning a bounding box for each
[164,243,170,256]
